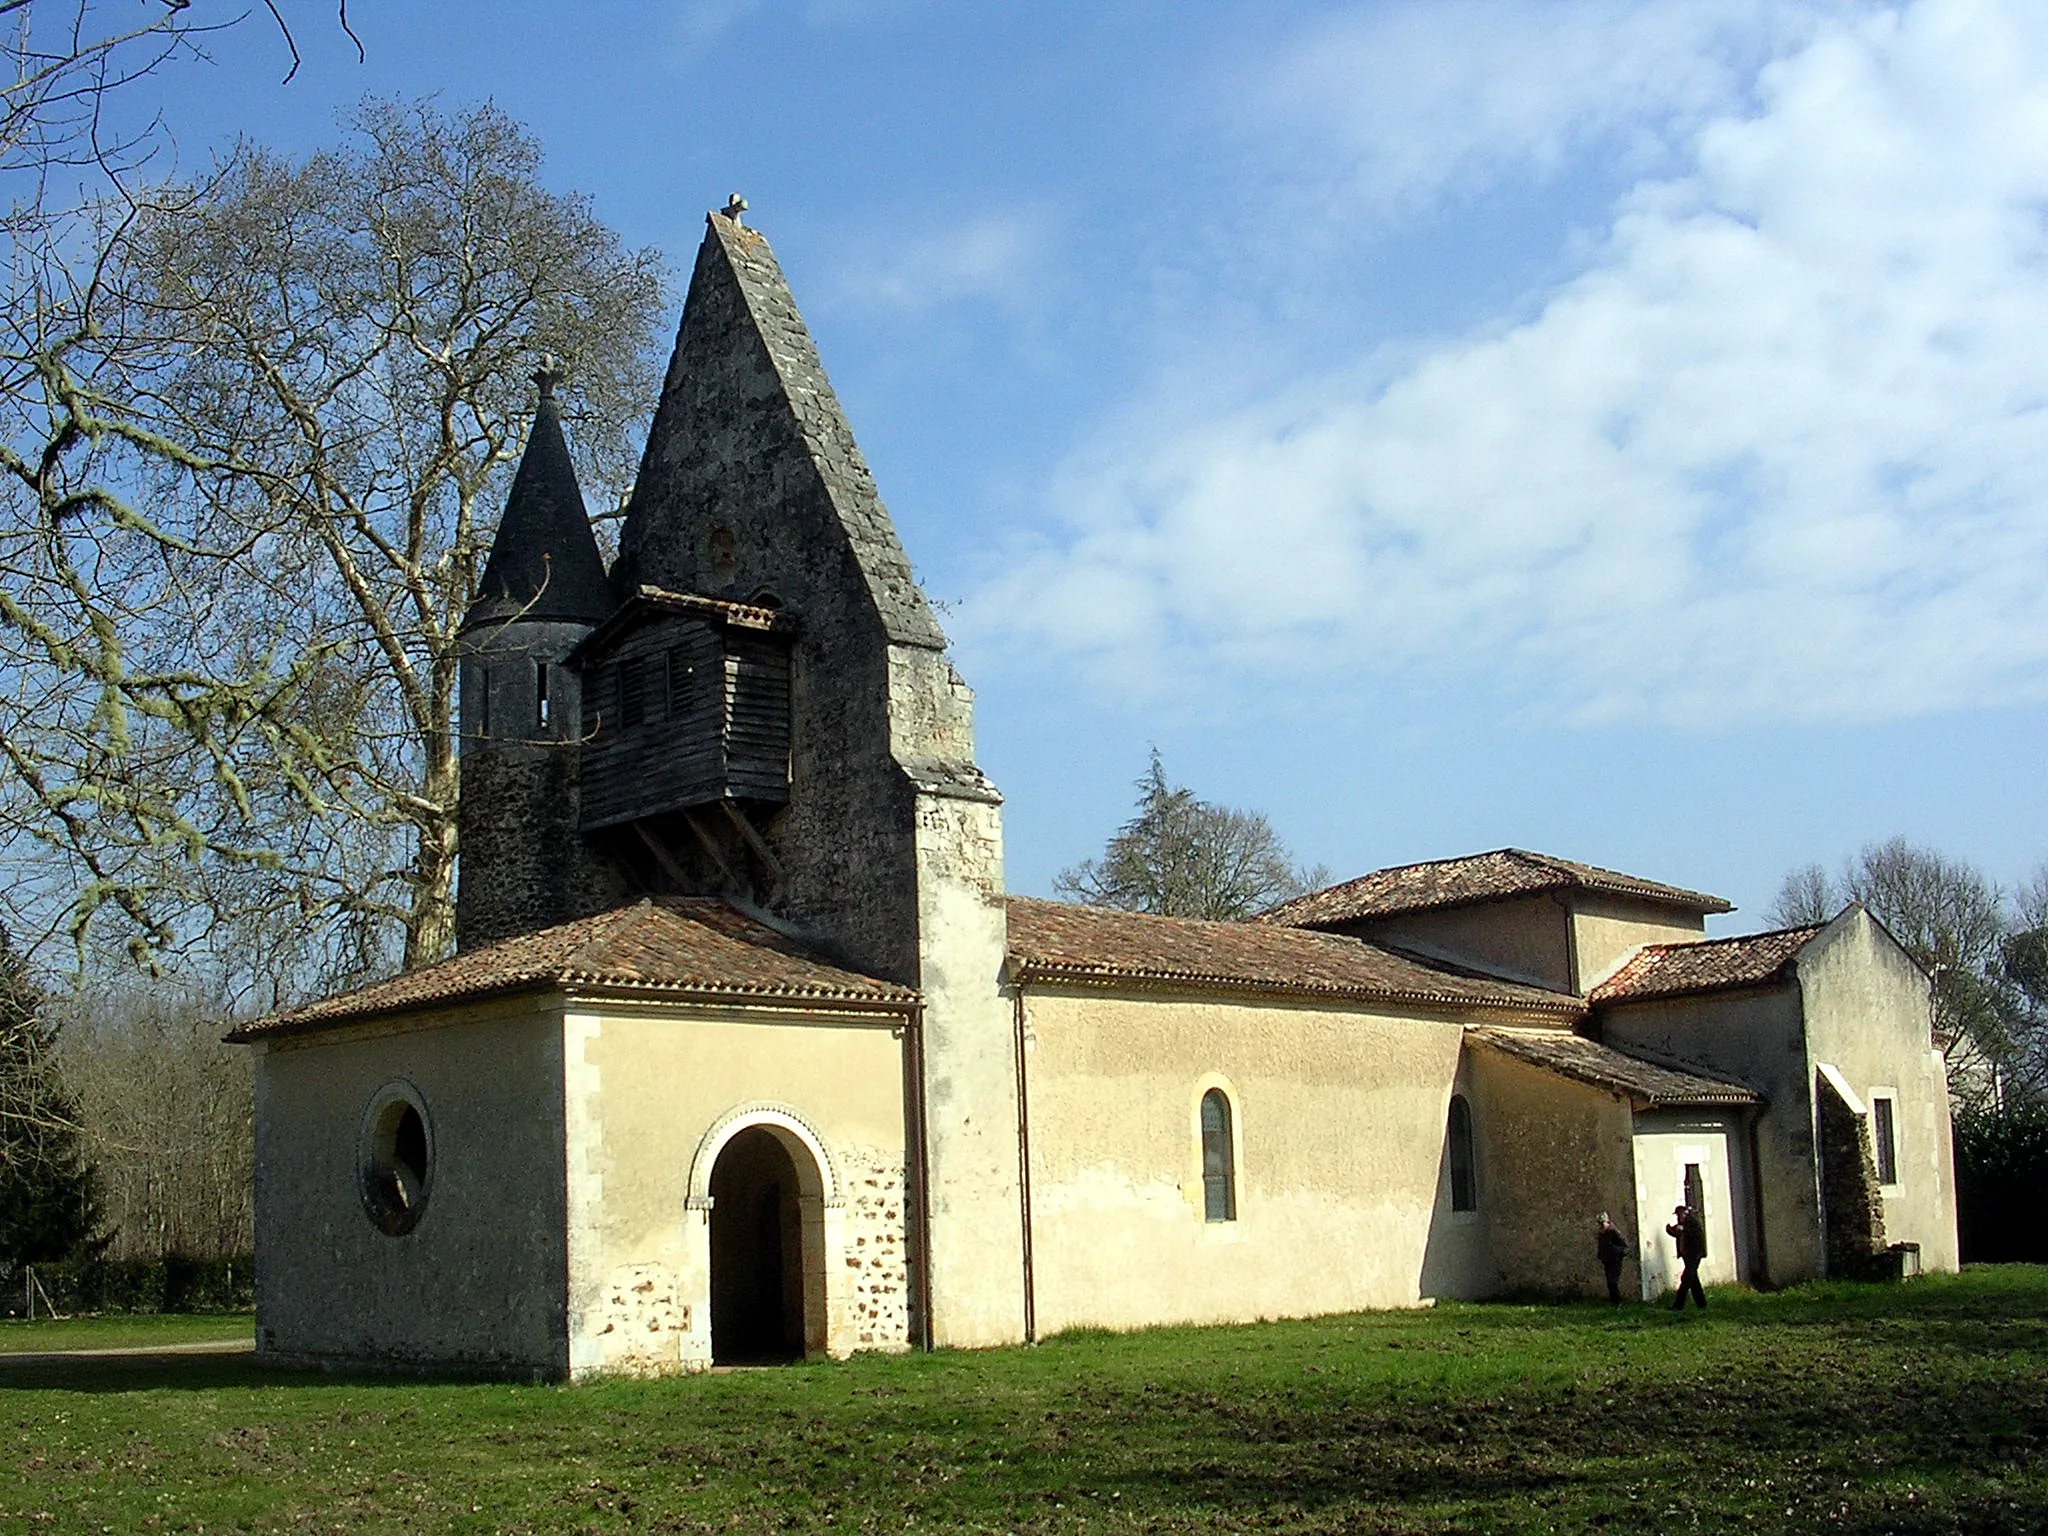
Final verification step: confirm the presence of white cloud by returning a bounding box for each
[1251,0,1832,214]
[673,0,765,47]
[829,207,1055,313]
[960,0,2048,725]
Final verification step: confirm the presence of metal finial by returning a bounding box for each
[722,193,748,226]
[532,353,565,398]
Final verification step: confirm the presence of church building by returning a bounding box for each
[229,205,1958,1378]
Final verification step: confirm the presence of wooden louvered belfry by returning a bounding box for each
[571,587,795,831]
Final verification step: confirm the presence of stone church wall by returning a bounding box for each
[1462,1046,1638,1297]
[1795,911,1958,1273]
[1350,894,1577,993]
[1016,986,1465,1334]
[1597,982,1822,1283]
[1568,895,1708,991]
[562,1002,914,1377]
[250,999,570,1377]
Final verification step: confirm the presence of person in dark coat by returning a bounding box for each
[1666,1203,1707,1310]
[1596,1212,1629,1303]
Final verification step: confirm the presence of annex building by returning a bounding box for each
[230,206,1958,1378]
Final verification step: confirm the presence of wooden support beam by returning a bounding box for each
[634,820,698,891]
[721,798,784,894]
[676,807,740,885]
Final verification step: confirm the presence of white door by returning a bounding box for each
[1631,1125,1740,1299]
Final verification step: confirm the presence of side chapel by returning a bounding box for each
[230,206,1959,1377]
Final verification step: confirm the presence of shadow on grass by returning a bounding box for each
[0,1351,514,1394]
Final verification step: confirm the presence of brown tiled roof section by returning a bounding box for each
[1468,1028,1763,1108]
[1006,898,1582,1017]
[229,899,915,1040]
[1260,848,1732,928]
[1592,924,1824,1005]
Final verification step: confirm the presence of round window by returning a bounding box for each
[359,1084,433,1236]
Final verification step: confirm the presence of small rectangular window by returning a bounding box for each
[476,666,491,739]
[619,657,647,728]
[535,662,551,730]
[1872,1096,1898,1185]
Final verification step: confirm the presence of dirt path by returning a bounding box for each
[0,1338,253,1364]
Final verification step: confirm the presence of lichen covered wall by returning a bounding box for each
[1019,986,1467,1333]
[250,999,569,1376]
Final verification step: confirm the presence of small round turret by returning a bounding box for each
[455,363,622,949]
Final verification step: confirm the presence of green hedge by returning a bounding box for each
[4,1253,254,1316]
[1955,1103,2048,1263]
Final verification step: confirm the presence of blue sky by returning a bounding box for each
[128,0,2048,926]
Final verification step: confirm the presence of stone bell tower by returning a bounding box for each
[613,206,1027,1347]
[455,362,630,949]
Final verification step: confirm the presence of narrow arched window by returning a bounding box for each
[1448,1094,1477,1212]
[1200,1088,1236,1222]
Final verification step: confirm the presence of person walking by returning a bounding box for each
[1596,1212,1629,1303]
[1666,1202,1707,1310]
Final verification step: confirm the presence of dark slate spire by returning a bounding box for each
[464,360,613,631]
[614,208,949,649]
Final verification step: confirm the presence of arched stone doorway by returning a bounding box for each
[708,1125,824,1363]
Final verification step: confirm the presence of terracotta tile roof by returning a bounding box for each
[1005,897,1583,1018]
[1591,924,1824,1005]
[229,899,915,1041]
[1260,848,1733,928]
[1468,1027,1763,1108]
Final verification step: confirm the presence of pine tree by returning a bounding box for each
[0,930,107,1270]
[1054,751,1327,920]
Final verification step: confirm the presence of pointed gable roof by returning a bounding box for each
[464,365,613,631]
[615,209,948,649]
[1261,848,1732,929]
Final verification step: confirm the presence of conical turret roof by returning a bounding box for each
[464,363,614,631]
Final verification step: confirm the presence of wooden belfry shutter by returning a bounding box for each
[1201,1089,1235,1222]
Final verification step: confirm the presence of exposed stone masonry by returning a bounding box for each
[843,1151,911,1350]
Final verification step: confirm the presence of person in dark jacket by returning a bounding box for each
[1596,1212,1629,1303]
[1666,1203,1707,1310]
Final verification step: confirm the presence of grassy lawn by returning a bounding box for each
[0,1270,2043,1534]
[0,1314,253,1355]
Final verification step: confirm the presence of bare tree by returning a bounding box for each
[55,976,250,1261]
[0,98,667,992]
[0,2,365,982]
[1768,838,2033,1111]
[1766,862,1834,927]
[1056,751,1327,920]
